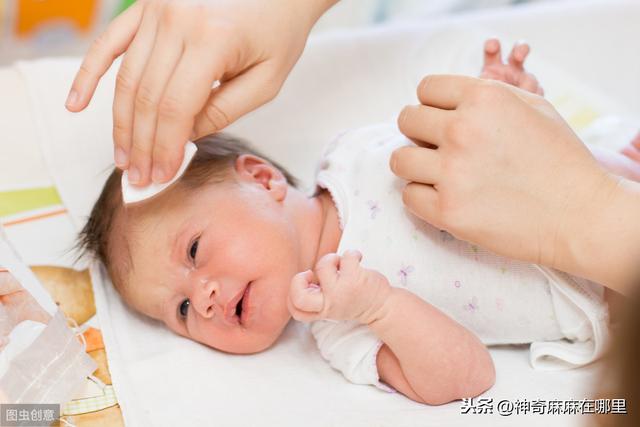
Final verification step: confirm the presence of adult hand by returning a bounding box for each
[391,75,640,292]
[66,0,335,186]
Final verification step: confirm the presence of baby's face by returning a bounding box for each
[121,168,303,354]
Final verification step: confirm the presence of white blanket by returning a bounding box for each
[13,0,640,425]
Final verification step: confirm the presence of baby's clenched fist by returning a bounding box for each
[287,250,392,324]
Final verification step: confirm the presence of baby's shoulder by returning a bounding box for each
[321,123,409,161]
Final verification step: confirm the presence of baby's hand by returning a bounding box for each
[480,38,544,96]
[287,250,392,324]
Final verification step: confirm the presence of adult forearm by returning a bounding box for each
[560,176,640,294]
[368,288,495,404]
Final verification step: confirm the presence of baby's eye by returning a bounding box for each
[189,238,199,262]
[179,299,190,318]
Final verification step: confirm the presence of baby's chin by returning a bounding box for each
[200,332,282,355]
[193,315,293,355]
[243,319,295,354]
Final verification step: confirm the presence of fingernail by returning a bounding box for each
[152,166,166,183]
[114,147,128,167]
[65,89,78,108]
[308,283,321,291]
[128,166,140,184]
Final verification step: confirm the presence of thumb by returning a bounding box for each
[289,270,324,313]
[191,62,283,138]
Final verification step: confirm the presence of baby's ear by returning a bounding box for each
[234,154,287,201]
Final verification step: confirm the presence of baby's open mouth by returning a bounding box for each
[234,282,251,325]
[235,295,244,318]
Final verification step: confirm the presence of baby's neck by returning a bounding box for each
[312,190,342,265]
[289,188,341,272]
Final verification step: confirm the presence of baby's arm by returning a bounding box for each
[370,286,495,404]
[288,251,495,405]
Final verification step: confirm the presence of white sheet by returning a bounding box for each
[12,0,640,425]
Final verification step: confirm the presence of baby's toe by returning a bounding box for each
[483,38,502,66]
[508,42,530,68]
[519,73,541,95]
[621,144,640,163]
[631,131,640,149]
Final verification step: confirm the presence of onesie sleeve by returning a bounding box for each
[311,123,402,393]
[310,319,395,393]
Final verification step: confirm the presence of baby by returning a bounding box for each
[79,39,638,405]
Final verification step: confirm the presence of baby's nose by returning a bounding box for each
[192,278,219,319]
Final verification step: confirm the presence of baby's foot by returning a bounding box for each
[621,131,640,164]
[611,132,640,182]
[480,38,544,96]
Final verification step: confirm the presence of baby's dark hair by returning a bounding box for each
[76,133,297,293]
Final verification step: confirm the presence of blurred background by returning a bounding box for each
[0,0,550,66]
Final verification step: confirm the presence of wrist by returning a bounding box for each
[559,173,640,293]
[358,283,397,326]
[294,0,338,32]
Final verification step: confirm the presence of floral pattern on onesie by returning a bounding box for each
[310,123,609,392]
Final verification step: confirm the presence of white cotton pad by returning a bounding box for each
[122,141,198,204]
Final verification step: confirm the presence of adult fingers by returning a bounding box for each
[402,182,442,228]
[508,41,530,70]
[314,253,340,287]
[112,6,159,175]
[131,20,184,184]
[151,44,224,183]
[192,62,282,139]
[289,271,324,313]
[483,38,502,67]
[416,74,480,110]
[66,1,144,112]
[390,145,441,184]
[397,104,452,148]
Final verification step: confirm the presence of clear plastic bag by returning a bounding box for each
[0,225,96,404]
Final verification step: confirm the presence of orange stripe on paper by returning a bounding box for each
[2,208,68,227]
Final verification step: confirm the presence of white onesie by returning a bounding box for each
[310,123,610,392]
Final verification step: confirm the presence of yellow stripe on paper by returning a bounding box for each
[0,187,62,217]
[63,385,118,415]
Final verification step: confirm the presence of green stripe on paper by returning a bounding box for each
[0,187,62,217]
[115,0,137,17]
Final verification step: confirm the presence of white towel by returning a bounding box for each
[121,141,198,204]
